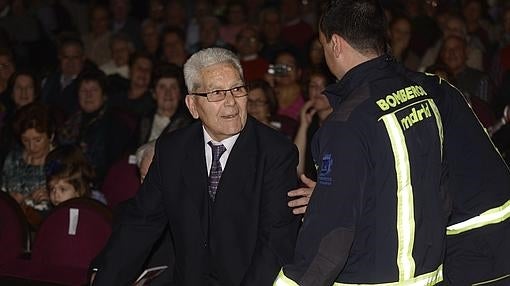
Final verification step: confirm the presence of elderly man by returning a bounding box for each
[92,47,300,285]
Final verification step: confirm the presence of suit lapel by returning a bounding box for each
[182,125,209,239]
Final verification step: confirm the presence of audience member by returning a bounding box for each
[389,15,420,71]
[0,71,40,150]
[462,0,491,53]
[279,0,314,57]
[57,70,132,184]
[99,33,134,79]
[41,36,87,118]
[185,0,212,51]
[235,25,269,82]
[247,79,297,139]
[146,0,165,31]
[45,144,105,206]
[189,15,230,54]
[137,62,193,146]
[109,0,141,48]
[268,50,305,121]
[219,1,248,46]
[440,35,493,104]
[0,47,14,100]
[419,14,484,72]
[164,1,186,30]
[159,26,188,67]
[140,19,160,58]
[0,0,43,69]
[83,4,112,67]
[134,140,155,183]
[109,52,155,119]
[259,6,293,62]
[1,103,54,227]
[294,69,333,179]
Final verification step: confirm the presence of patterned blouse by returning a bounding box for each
[1,148,46,196]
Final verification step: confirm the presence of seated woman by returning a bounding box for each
[0,70,40,165]
[247,79,297,139]
[45,145,106,206]
[137,62,193,146]
[57,69,133,185]
[1,102,54,227]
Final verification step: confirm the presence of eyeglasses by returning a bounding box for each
[191,85,248,102]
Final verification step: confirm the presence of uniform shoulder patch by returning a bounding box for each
[318,153,333,186]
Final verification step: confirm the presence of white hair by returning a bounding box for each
[183,47,243,93]
[135,140,156,168]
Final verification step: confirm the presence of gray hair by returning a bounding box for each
[135,140,156,168]
[183,47,243,93]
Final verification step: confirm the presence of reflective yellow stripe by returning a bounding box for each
[273,269,299,286]
[446,199,510,235]
[333,264,443,286]
[427,99,443,160]
[382,114,416,280]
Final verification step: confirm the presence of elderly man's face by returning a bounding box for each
[186,63,247,142]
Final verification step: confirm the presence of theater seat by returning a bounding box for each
[0,198,112,285]
[102,156,141,209]
[0,191,30,266]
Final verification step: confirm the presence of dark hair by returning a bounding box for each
[129,51,153,68]
[76,68,109,97]
[0,46,14,62]
[161,26,186,43]
[13,102,55,139]
[57,33,84,54]
[151,62,185,93]
[9,70,40,101]
[248,79,278,115]
[274,49,303,69]
[45,145,95,198]
[319,0,388,55]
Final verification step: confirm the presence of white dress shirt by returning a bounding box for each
[203,126,239,176]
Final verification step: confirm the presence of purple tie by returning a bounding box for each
[208,142,226,201]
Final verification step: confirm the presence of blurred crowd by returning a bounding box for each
[1,0,510,229]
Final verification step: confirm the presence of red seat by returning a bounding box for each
[0,191,30,266]
[0,198,112,285]
[102,156,141,209]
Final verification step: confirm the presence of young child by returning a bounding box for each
[44,145,106,206]
[47,163,90,206]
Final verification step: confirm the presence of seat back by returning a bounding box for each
[0,191,29,265]
[102,156,141,209]
[31,198,112,270]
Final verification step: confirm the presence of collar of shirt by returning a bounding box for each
[323,54,391,108]
[203,126,239,176]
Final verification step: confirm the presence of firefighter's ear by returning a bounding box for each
[330,34,343,58]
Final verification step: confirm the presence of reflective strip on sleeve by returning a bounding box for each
[333,264,443,286]
[381,114,416,280]
[273,269,299,286]
[427,99,443,160]
[446,199,510,235]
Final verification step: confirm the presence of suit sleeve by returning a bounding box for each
[92,140,169,285]
[280,121,368,286]
[241,143,301,285]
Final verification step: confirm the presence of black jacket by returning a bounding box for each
[93,116,300,285]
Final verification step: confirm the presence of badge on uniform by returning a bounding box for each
[318,153,333,186]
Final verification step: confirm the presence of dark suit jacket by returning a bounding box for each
[93,116,300,285]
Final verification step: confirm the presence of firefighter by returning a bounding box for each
[274,0,449,285]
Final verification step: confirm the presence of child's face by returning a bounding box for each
[49,179,80,206]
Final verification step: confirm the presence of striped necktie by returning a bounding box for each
[208,141,226,201]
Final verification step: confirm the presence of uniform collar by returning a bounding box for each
[324,54,394,108]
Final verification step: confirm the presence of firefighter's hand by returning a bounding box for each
[288,174,316,215]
